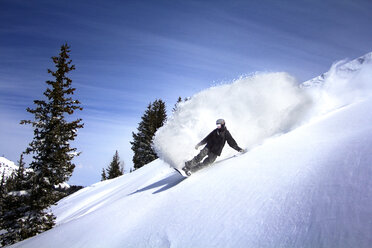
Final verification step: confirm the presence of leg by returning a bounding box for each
[189,152,217,173]
[200,152,217,167]
[185,147,209,169]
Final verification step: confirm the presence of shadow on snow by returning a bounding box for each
[129,172,186,195]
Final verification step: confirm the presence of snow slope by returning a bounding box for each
[11,96,372,248]
[11,53,372,247]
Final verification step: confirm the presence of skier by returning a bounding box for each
[182,119,244,175]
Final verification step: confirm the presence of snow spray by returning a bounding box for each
[153,72,312,169]
[154,52,372,169]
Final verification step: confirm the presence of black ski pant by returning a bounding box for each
[187,147,217,169]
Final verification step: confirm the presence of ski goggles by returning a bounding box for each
[216,124,222,128]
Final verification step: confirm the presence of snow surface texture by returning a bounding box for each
[10,53,372,248]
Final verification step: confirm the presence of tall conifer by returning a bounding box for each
[15,154,25,189]
[172,96,182,113]
[131,99,166,169]
[101,168,107,181]
[106,150,123,179]
[4,43,84,244]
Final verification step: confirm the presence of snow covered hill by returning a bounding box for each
[10,53,372,248]
[0,157,19,182]
[0,157,70,190]
[0,157,33,183]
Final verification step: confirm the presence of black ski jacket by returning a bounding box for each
[197,127,242,156]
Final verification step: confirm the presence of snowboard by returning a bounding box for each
[213,148,248,165]
[174,149,248,177]
[174,167,190,177]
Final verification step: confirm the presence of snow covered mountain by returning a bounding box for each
[0,157,70,190]
[0,157,19,182]
[10,53,372,248]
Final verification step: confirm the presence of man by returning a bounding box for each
[182,119,244,175]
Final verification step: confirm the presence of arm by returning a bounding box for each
[196,130,214,148]
[226,131,243,152]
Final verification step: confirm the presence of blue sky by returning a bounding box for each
[1,0,371,186]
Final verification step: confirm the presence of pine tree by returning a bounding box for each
[15,154,25,189]
[0,170,5,194]
[106,150,124,179]
[101,168,107,181]
[0,170,6,214]
[131,99,167,169]
[172,96,182,113]
[2,154,27,193]
[0,179,33,246]
[7,43,84,244]
[2,172,15,193]
[0,154,34,246]
[21,43,83,196]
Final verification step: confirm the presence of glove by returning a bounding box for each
[239,148,246,153]
[195,144,200,150]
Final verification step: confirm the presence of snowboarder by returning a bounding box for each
[182,119,244,175]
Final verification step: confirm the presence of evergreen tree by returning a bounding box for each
[6,43,84,244]
[0,154,34,246]
[172,96,182,113]
[1,154,27,193]
[101,168,107,181]
[2,172,16,193]
[15,154,26,189]
[0,170,5,194]
[131,99,167,169]
[0,170,6,210]
[21,43,83,194]
[106,150,124,179]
